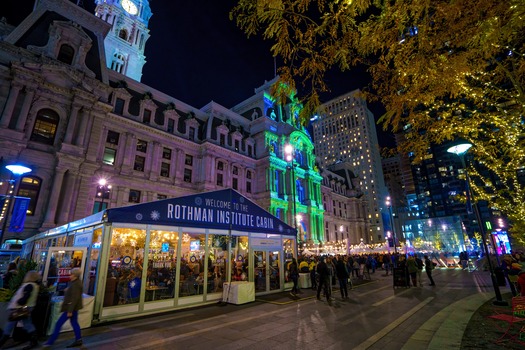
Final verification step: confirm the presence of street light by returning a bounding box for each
[96,178,111,212]
[385,196,398,254]
[284,144,299,243]
[447,142,507,306]
[0,164,32,247]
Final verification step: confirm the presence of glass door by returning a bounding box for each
[254,250,267,292]
[42,247,87,294]
[253,250,281,293]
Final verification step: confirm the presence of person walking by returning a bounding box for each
[424,255,436,286]
[335,256,349,300]
[43,268,84,348]
[2,262,18,289]
[316,257,331,305]
[288,258,299,297]
[309,258,317,290]
[406,255,419,287]
[415,255,424,287]
[0,270,41,350]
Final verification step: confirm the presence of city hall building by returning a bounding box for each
[0,0,368,320]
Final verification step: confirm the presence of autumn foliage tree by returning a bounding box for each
[231,0,525,242]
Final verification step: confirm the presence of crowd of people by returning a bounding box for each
[287,252,440,305]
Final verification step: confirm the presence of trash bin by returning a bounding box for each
[494,267,506,286]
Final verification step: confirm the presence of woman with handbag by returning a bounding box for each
[43,268,84,348]
[0,270,41,350]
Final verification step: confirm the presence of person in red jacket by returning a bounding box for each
[517,271,525,297]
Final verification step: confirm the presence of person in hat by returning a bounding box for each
[0,270,41,350]
[43,268,84,348]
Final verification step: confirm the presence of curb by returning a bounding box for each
[402,292,493,349]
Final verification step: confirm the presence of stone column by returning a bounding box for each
[64,105,81,144]
[76,110,91,147]
[58,170,78,223]
[42,168,67,227]
[15,88,35,132]
[0,83,22,128]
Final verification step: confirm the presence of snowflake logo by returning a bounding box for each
[136,213,143,221]
[150,210,160,220]
[129,280,137,288]
[239,197,245,204]
[195,197,202,206]
[278,224,283,232]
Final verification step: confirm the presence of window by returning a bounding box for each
[246,181,251,193]
[57,44,74,64]
[136,140,147,153]
[185,154,193,166]
[106,131,120,145]
[30,109,59,145]
[216,173,223,186]
[162,148,171,160]
[143,109,151,124]
[134,156,145,171]
[119,29,128,40]
[217,161,223,171]
[248,145,253,157]
[189,127,195,141]
[114,98,125,115]
[160,162,170,177]
[232,178,238,190]
[184,168,192,183]
[129,189,141,203]
[220,134,225,146]
[17,176,41,216]
[157,194,167,200]
[234,140,240,151]
[103,148,116,165]
[246,171,251,179]
[232,166,238,175]
[167,119,175,133]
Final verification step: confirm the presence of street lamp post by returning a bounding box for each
[284,144,299,243]
[96,178,112,212]
[385,196,398,254]
[0,164,32,247]
[447,143,507,306]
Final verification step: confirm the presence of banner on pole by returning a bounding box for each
[9,196,30,233]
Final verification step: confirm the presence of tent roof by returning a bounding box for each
[103,189,296,236]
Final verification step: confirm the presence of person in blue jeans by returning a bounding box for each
[44,268,83,348]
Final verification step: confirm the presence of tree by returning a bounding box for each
[231,0,525,242]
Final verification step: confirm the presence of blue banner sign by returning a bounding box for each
[9,196,30,233]
[106,189,296,236]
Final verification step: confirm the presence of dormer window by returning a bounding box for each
[114,98,125,115]
[189,127,195,141]
[143,109,151,124]
[57,44,75,64]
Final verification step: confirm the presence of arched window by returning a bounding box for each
[30,109,59,145]
[111,53,125,74]
[297,179,305,204]
[119,29,128,40]
[17,176,41,216]
[57,44,75,64]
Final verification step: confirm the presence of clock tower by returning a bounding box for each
[94,0,152,82]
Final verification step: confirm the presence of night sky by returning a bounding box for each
[1,0,393,147]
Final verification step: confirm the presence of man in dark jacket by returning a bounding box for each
[335,256,349,300]
[316,256,331,305]
[424,255,436,286]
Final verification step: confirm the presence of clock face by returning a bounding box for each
[122,0,138,15]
